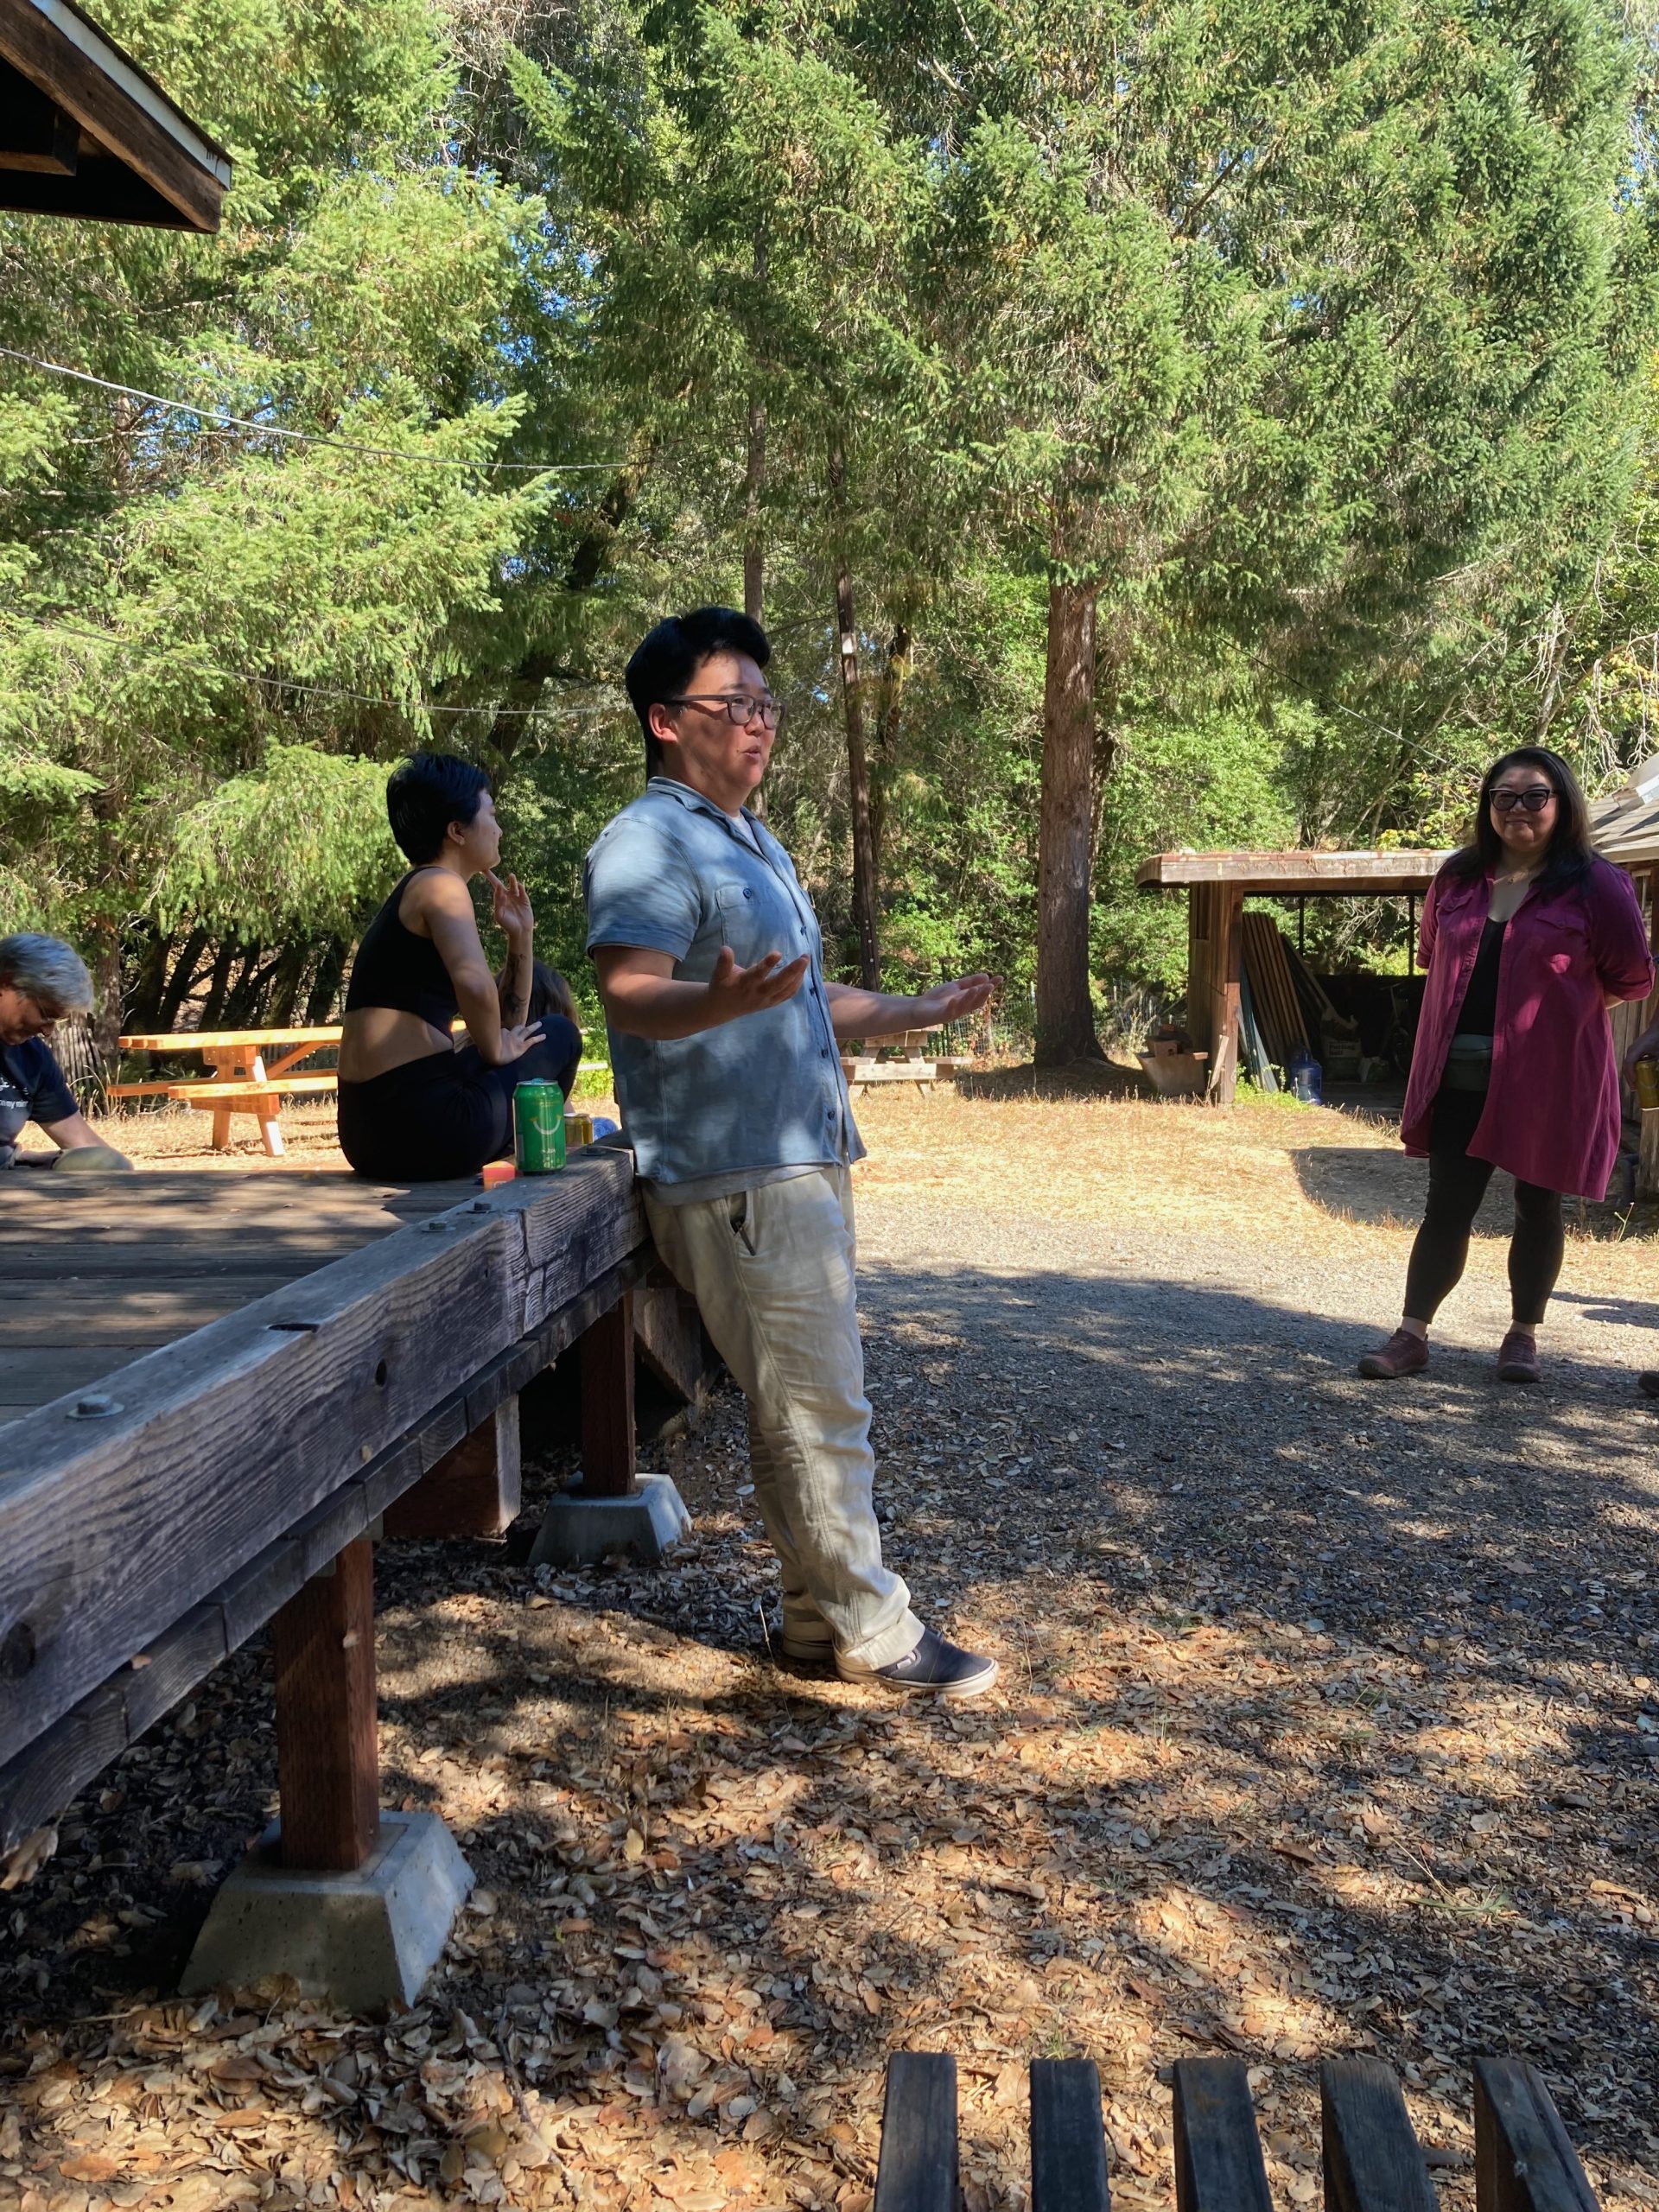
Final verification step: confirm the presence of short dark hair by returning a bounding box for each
[624,607,771,779]
[1444,746,1596,897]
[386,753,492,864]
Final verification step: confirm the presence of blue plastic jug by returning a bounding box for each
[1287,1048,1323,1103]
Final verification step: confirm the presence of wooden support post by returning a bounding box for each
[1640,1107,1659,1202]
[578,1291,637,1498]
[271,1536,378,1872]
[382,1399,522,1540]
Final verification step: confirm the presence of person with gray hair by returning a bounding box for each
[0,934,131,1171]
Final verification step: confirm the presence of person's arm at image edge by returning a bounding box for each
[41,1109,130,1163]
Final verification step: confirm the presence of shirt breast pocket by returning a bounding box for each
[1533,907,1589,977]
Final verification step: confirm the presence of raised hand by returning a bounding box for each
[912,972,999,1027]
[487,869,535,944]
[495,1020,545,1065]
[707,945,811,1023]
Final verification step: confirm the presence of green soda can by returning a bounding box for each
[513,1080,567,1173]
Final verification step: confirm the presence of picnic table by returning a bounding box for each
[112,1027,613,1158]
[113,1026,342,1155]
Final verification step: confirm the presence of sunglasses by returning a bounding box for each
[1490,785,1555,815]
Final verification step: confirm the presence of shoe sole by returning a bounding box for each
[836,1656,1000,1700]
[1497,1364,1541,1385]
[1356,1359,1424,1380]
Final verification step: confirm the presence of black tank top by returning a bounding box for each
[344,870,459,1031]
[1454,917,1503,1038]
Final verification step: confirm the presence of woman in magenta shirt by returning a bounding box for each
[1359,747,1653,1386]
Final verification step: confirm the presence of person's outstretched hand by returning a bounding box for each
[708,946,810,1023]
[912,972,999,1027]
[493,1020,545,1066]
[487,869,534,944]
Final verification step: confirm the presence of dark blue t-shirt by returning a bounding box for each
[0,1039,77,1168]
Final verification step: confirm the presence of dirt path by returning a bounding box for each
[5,1093,1659,2212]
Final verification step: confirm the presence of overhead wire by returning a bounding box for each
[0,346,626,474]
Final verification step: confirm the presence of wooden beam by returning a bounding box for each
[0,60,75,169]
[873,2053,957,2212]
[1172,2058,1273,2212]
[1137,849,1450,893]
[271,1538,378,1872]
[579,1292,637,1498]
[381,1399,521,1541]
[0,1154,645,1769]
[0,0,229,231]
[1320,2058,1437,2212]
[632,1283,710,1406]
[1030,2059,1110,2212]
[1473,2059,1598,2212]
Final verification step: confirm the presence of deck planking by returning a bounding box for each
[0,1168,479,1424]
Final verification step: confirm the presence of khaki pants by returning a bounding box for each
[644,1167,921,1670]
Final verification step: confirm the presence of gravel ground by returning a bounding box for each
[4,1090,1659,2212]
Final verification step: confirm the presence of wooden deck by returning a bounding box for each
[0,1167,475,1424]
[0,1152,656,1870]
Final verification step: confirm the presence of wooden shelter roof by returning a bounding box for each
[0,0,230,231]
[1590,774,1659,869]
[1135,849,1450,897]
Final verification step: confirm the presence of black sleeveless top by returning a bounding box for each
[344,870,459,1031]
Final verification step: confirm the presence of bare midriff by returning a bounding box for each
[338,1006,454,1084]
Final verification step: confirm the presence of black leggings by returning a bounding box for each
[336,1020,582,1182]
[1402,1086,1564,1328]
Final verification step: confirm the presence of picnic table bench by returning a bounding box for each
[0,1147,702,2007]
[842,1027,965,1098]
[874,2051,1600,2212]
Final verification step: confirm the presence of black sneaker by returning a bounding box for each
[839,1626,998,1700]
[1640,1370,1659,1400]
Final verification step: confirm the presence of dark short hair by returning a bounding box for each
[1444,746,1595,897]
[526,959,578,1027]
[624,607,771,779]
[385,753,492,864]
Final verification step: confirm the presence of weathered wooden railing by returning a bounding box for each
[874,2053,1601,2212]
[0,1148,671,1995]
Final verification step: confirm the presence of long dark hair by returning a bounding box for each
[1444,746,1596,895]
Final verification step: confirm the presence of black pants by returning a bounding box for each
[1402,1085,1564,1327]
[336,1020,582,1182]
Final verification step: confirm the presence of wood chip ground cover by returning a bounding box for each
[5,1089,1659,2212]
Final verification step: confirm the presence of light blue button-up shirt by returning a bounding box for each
[583,779,864,1193]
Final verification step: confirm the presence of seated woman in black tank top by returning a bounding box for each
[337,753,582,1182]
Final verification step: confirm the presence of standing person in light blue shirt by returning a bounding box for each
[585,607,999,1700]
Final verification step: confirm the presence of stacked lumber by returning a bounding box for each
[1240,915,1309,1069]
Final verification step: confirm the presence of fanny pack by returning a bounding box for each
[1442,1033,1494,1091]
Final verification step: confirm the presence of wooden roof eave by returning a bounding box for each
[0,0,231,232]
[1135,850,1452,897]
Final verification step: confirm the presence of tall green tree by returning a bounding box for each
[899,0,1651,1061]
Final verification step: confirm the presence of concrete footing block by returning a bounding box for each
[181,1811,473,2012]
[527,1471,691,1567]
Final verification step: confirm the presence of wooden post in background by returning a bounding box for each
[271,1536,378,1871]
[578,1291,637,1499]
[382,1400,521,1541]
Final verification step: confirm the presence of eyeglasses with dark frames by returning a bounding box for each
[1490,785,1556,815]
[664,691,785,730]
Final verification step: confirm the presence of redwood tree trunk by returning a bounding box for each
[1035,579,1104,1066]
[829,436,880,988]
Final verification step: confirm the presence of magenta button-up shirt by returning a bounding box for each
[1401,855,1654,1199]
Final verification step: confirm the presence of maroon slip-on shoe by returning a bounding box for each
[1357,1327,1429,1380]
[1497,1329,1541,1384]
